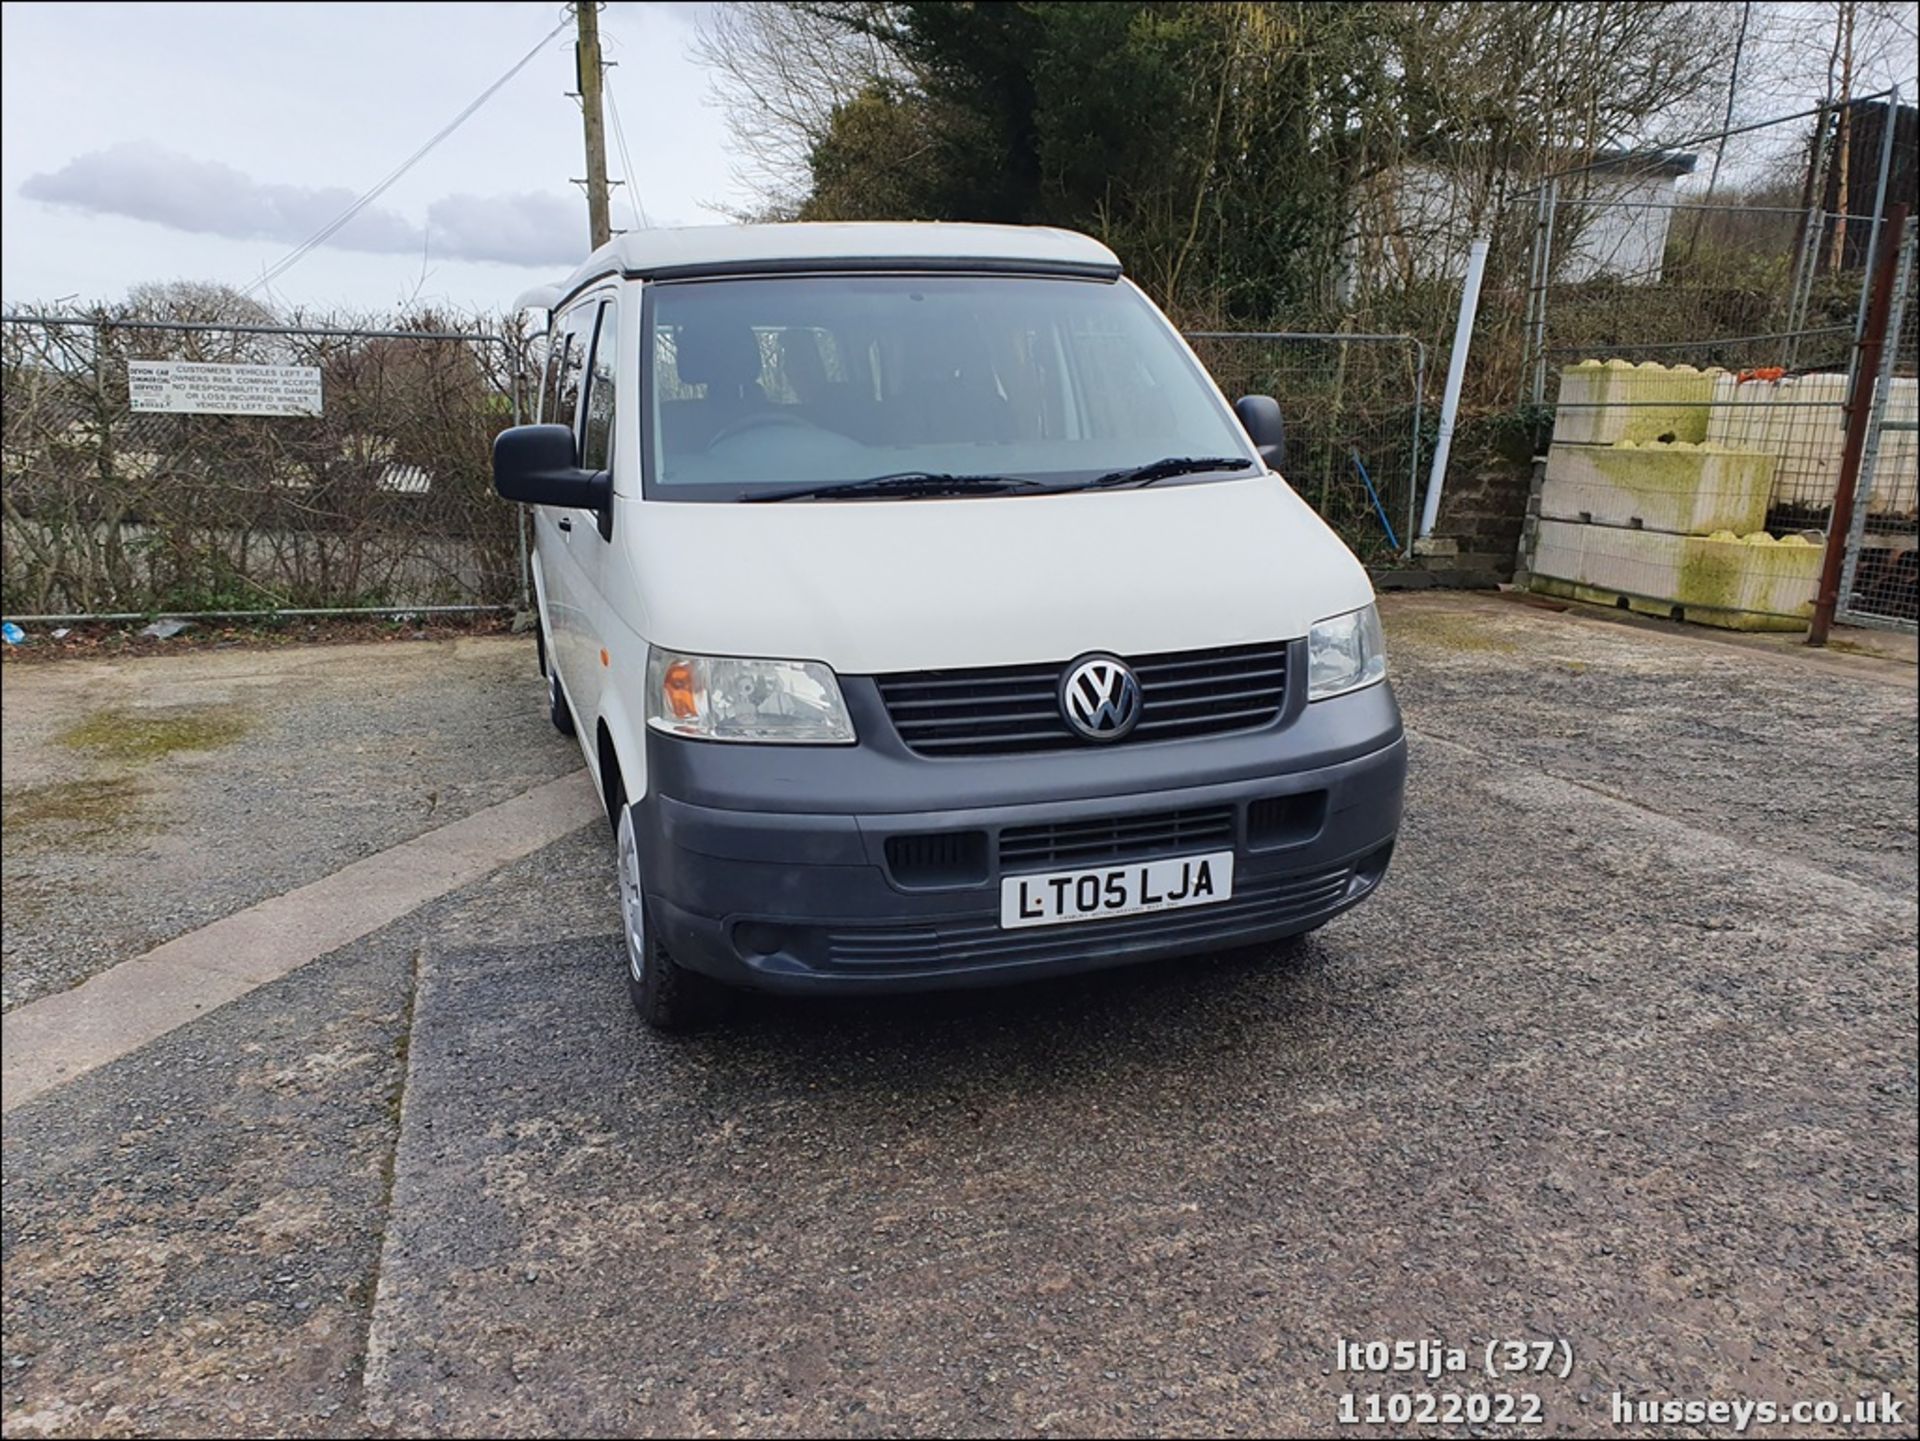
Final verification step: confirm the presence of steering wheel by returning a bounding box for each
[707,410,822,448]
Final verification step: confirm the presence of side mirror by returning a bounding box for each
[493,424,610,511]
[1234,395,1286,471]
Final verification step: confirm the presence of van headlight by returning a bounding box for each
[1307,604,1387,701]
[645,649,856,744]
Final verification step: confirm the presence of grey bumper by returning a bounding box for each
[634,679,1406,995]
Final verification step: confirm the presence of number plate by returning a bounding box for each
[999,850,1235,930]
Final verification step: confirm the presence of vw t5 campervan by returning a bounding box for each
[496,223,1404,1029]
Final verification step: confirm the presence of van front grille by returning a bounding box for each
[873,641,1291,756]
[999,805,1234,870]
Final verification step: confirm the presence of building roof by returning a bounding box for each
[1585,147,1699,179]
[543,222,1122,304]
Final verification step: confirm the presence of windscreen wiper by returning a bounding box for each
[745,472,1045,502]
[1075,455,1257,491]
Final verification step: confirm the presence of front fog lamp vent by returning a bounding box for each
[885,831,988,887]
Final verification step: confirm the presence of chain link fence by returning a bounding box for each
[1,314,531,618]
[1186,332,1424,566]
[1513,94,1916,633]
[1838,216,1919,631]
[1520,94,1905,410]
[0,309,1423,623]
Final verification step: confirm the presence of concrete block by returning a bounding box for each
[1412,536,1459,557]
[1552,360,1720,446]
[1528,518,1823,631]
[1540,441,1774,536]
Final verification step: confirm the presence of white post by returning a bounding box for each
[1419,237,1490,539]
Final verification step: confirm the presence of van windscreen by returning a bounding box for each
[644,274,1251,499]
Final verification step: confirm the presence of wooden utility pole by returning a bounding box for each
[573,2,612,250]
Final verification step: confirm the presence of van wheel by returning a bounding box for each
[614,790,728,1032]
[549,666,577,738]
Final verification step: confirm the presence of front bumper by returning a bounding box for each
[634,679,1406,995]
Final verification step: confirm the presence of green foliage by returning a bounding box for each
[796,1,1375,325]
[770,0,1739,336]
[1476,404,1555,463]
[802,82,947,221]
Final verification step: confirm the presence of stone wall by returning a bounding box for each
[1378,417,1536,589]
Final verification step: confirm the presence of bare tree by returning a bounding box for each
[1351,3,1739,279]
[692,2,902,218]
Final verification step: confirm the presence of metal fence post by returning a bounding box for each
[1783,202,1825,369]
[1406,339,1426,556]
[1421,238,1490,539]
[1846,85,1902,389]
[1811,201,1910,646]
[1520,187,1546,407]
[1528,179,1558,410]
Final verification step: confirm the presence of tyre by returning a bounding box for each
[613,787,729,1032]
[548,665,577,738]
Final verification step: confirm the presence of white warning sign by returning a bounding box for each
[128,361,324,417]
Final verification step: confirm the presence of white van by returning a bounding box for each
[497,223,1404,1029]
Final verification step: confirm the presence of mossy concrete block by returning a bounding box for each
[1526,575,1812,631]
[1552,360,1720,446]
[1529,518,1822,631]
[1540,440,1774,535]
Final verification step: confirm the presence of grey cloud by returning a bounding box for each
[22,143,420,253]
[22,143,581,268]
[426,191,585,267]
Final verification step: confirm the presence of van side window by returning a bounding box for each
[580,301,616,472]
[551,308,589,435]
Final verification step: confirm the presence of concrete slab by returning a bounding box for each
[1,771,601,1114]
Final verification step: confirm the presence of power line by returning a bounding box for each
[603,57,650,229]
[242,15,570,296]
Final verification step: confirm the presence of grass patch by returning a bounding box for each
[1381,607,1520,654]
[56,705,253,762]
[0,870,64,924]
[2,775,149,848]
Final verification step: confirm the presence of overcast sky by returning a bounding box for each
[5,3,1915,318]
[0,1,748,315]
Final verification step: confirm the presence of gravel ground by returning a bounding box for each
[1384,598,1918,891]
[0,829,615,1438]
[0,635,577,1012]
[1,594,1914,1438]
